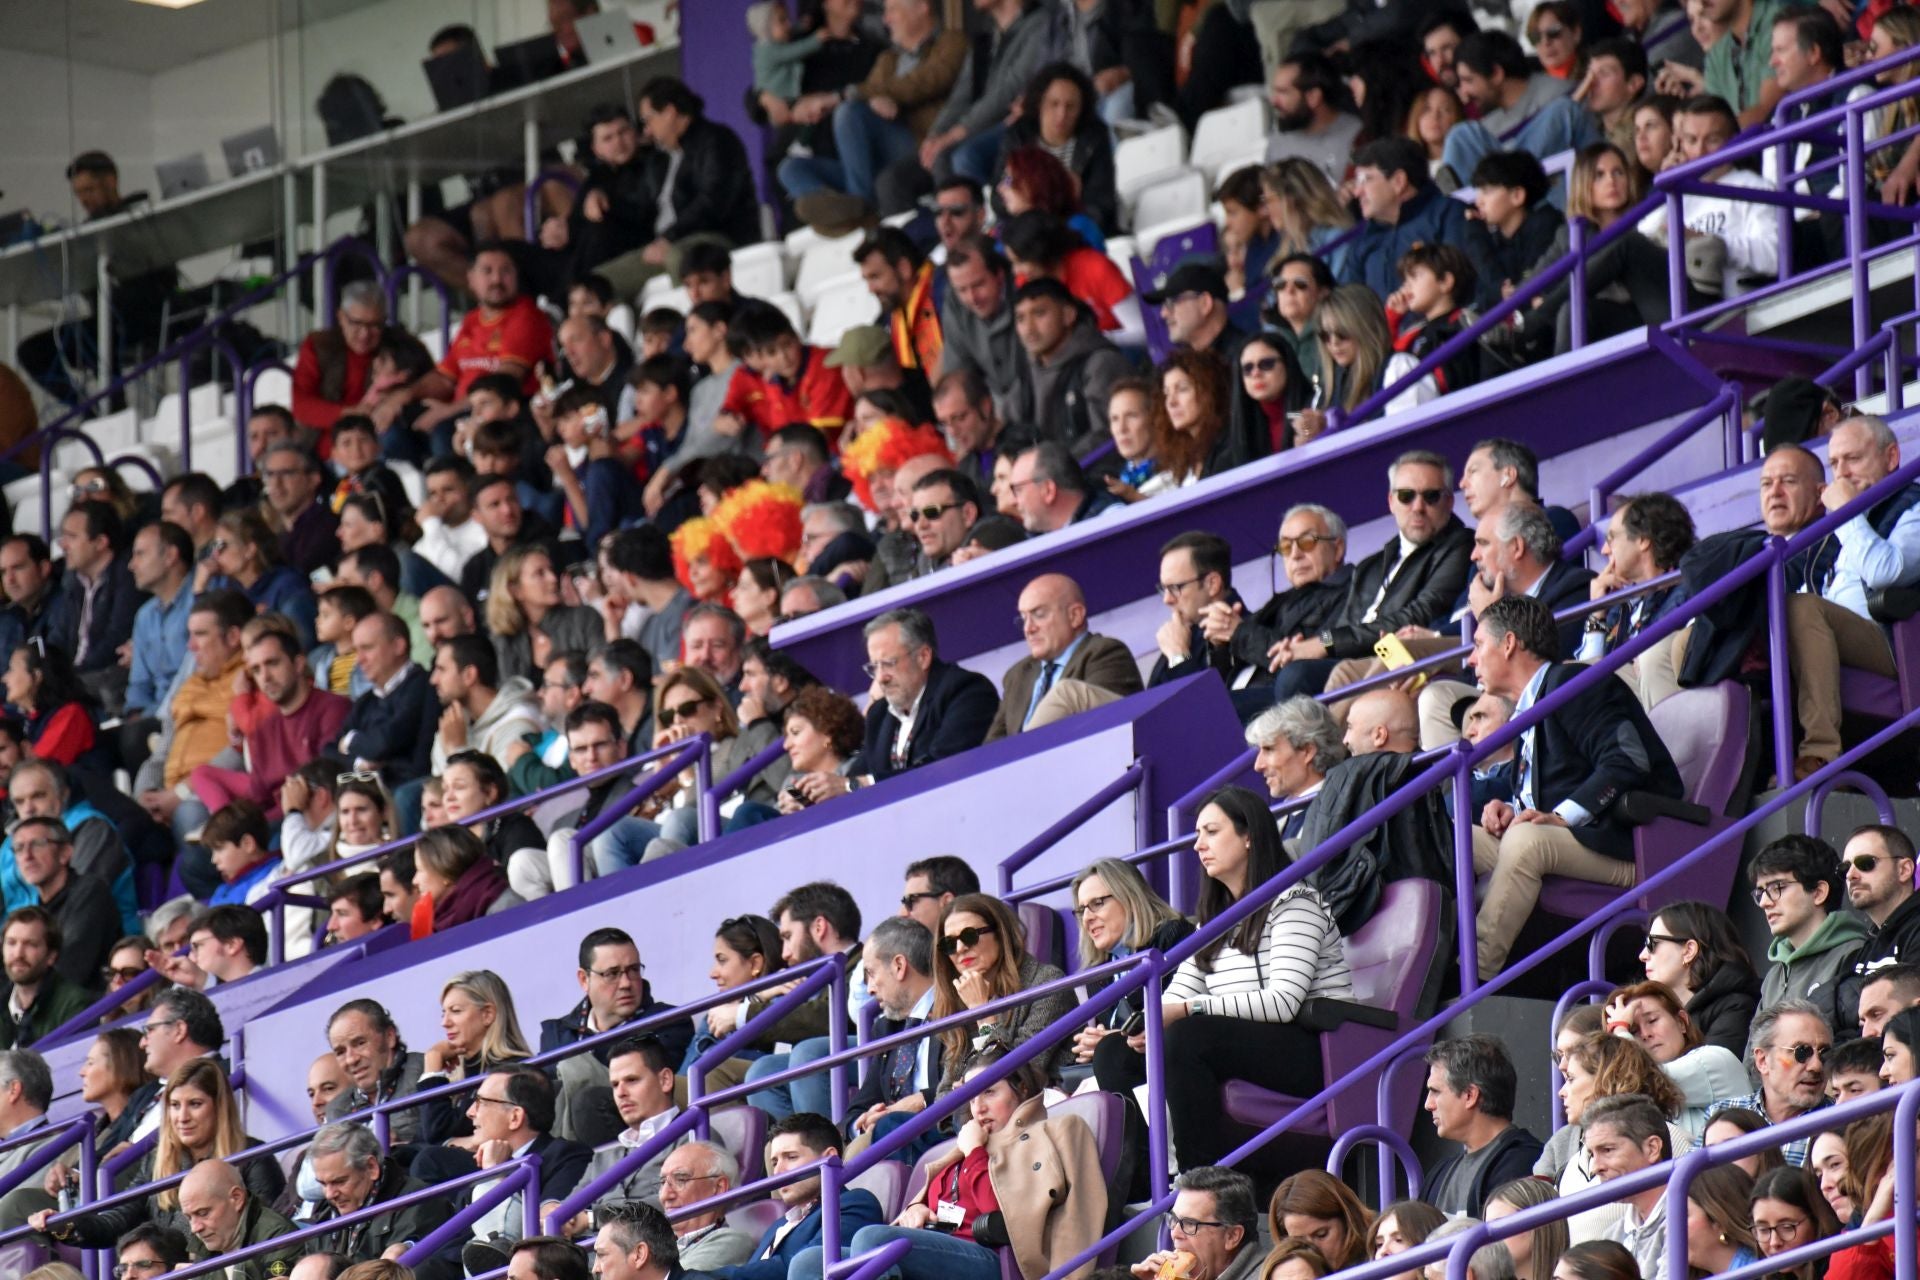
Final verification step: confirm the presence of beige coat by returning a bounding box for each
[918,1095,1108,1280]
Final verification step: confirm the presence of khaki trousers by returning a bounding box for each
[1471,823,1635,975]
[1787,594,1896,762]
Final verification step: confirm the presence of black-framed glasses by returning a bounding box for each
[587,963,644,982]
[470,1093,517,1109]
[1752,878,1803,905]
[1166,1214,1229,1235]
[1276,533,1333,555]
[1392,488,1445,506]
[103,964,144,983]
[1643,932,1686,950]
[1755,1218,1808,1243]
[1158,576,1201,597]
[910,502,963,524]
[658,697,710,728]
[900,890,942,911]
[1240,356,1281,378]
[939,924,997,955]
[1077,894,1116,917]
[114,1264,169,1279]
[1276,278,1316,292]
[1535,24,1569,39]
[139,1019,181,1041]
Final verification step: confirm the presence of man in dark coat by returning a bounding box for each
[846,609,998,785]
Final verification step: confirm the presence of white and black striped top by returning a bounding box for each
[1165,884,1354,1023]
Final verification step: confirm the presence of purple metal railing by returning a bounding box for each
[564,736,710,885]
[697,738,785,839]
[1561,386,1743,554]
[995,762,1150,896]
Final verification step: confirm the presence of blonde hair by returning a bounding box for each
[1261,159,1354,256]
[484,545,552,636]
[1315,285,1391,411]
[439,969,532,1068]
[1070,858,1186,968]
[153,1059,249,1209]
[655,667,741,741]
[1567,142,1646,226]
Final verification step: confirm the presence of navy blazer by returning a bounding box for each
[856,660,999,782]
[335,664,437,785]
[1522,662,1684,860]
[717,1188,885,1280]
[46,555,147,674]
[527,1131,593,1210]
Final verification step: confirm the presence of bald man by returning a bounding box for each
[179,1158,302,1276]
[417,585,476,647]
[986,573,1144,740]
[1343,688,1420,757]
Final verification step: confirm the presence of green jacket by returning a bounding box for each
[0,969,94,1048]
[1758,909,1871,1039]
[186,1197,303,1279]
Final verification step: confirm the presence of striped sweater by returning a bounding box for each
[1167,885,1354,1022]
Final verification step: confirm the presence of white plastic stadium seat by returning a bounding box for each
[1190,98,1269,175]
[794,232,867,306]
[729,242,788,297]
[807,281,878,349]
[1131,171,1209,235]
[83,407,140,454]
[250,366,293,413]
[388,459,425,508]
[1215,151,1270,190]
[643,286,692,317]
[1115,126,1189,200]
[768,291,806,334]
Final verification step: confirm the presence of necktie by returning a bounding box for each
[1516,727,1536,812]
[1025,660,1060,727]
[887,1017,925,1099]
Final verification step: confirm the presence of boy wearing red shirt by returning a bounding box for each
[720,298,854,444]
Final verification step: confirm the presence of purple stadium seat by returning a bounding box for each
[712,1105,769,1184]
[899,1090,1127,1272]
[1220,877,1445,1136]
[1128,222,1219,364]
[1533,681,1750,920]
[728,1198,782,1240]
[1840,605,1920,723]
[1017,901,1063,971]
[850,1158,910,1221]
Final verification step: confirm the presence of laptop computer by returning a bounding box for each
[424,41,492,111]
[221,127,281,178]
[494,33,565,89]
[155,155,213,201]
[575,10,644,62]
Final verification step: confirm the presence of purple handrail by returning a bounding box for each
[1802,768,1896,835]
[830,1238,914,1280]
[566,736,711,885]
[996,763,1146,895]
[523,168,584,240]
[697,738,785,839]
[1562,386,1742,555]
[383,263,456,352]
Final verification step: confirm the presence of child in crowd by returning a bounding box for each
[639,307,683,361]
[204,800,283,907]
[419,779,447,829]
[279,759,344,876]
[746,1,820,105]
[617,354,691,487]
[1218,167,1279,331]
[327,414,411,524]
[1466,150,1566,309]
[473,418,563,526]
[549,385,642,549]
[1384,243,1481,412]
[457,373,548,484]
[309,585,376,699]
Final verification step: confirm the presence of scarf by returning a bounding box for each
[432,858,509,932]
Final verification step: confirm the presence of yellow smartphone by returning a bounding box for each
[1372,634,1429,691]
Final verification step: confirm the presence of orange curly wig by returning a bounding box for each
[670,515,745,597]
[839,417,952,513]
[711,479,805,564]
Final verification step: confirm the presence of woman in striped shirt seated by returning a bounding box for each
[1094,784,1353,1170]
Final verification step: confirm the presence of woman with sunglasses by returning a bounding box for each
[486,545,602,685]
[4,641,100,769]
[413,823,519,934]
[1634,902,1760,1057]
[200,508,319,649]
[67,465,145,529]
[930,894,1071,1104]
[1262,253,1334,392]
[336,491,447,601]
[1069,858,1192,1066]
[32,1057,283,1247]
[1750,1167,1841,1280]
[1604,980,1747,1140]
[1528,3,1584,79]
[590,668,782,871]
[819,1049,1107,1280]
[1094,786,1353,1172]
[1291,285,1391,443]
[103,936,155,1016]
[1238,331,1315,455]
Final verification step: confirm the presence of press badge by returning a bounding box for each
[935,1199,967,1228]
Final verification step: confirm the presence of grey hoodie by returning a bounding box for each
[432,675,546,774]
[939,284,1028,426]
[1015,316,1132,453]
[932,3,1052,140]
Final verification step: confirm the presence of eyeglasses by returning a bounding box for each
[910,502,963,523]
[1755,1219,1809,1243]
[587,963,644,982]
[1006,477,1039,495]
[1156,291,1204,313]
[69,479,108,495]
[208,538,230,554]
[1277,533,1334,555]
[1276,278,1316,293]
[662,1170,723,1188]
[1643,932,1686,950]
[262,467,307,481]
[1751,878,1802,905]
[1323,329,1354,343]
[1392,488,1445,506]
[114,1264,169,1279]
[470,1093,517,1109]
[1158,576,1202,597]
[1077,893,1116,917]
[1166,1215,1230,1236]
[1776,1042,1830,1064]
[901,890,942,911]
[1848,854,1891,872]
[657,697,710,728]
[16,836,68,855]
[139,1019,181,1041]
[1240,356,1281,377]
[1535,24,1569,39]
[939,924,998,955]
[863,655,909,680]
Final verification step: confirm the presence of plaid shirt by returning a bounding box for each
[1705,1091,1830,1167]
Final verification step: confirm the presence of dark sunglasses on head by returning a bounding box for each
[939,923,997,955]
[658,696,710,728]
[1393,488,1445,506]
[1241,356,1281,378]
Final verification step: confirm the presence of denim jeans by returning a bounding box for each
[1441,99,1597,207]
[942,126,1006,187]
[836,100,920,202]
[590,809,700,874]
[789,1225,1003,1280]
[745,1036,836,1120]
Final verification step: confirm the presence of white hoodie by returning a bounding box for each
[431,676,547,774]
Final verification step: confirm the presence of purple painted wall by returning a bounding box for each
[223,678,1240,1139]
[772,329,1729,691]
[682,0,770,206]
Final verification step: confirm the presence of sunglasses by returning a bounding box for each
[1848,854,1894,872]
[1777,1042,1829,1064]
[1392,488,1446,506]
[658,696,710,728]
[1276,278,1316,292]
[1536,24,1568,39]
[1240,356,1281,377]
[939,923,997,955]
[934,204,975,218]
[1277,533,1334,555]
[910,501,963,523]
[337,769,381,787]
